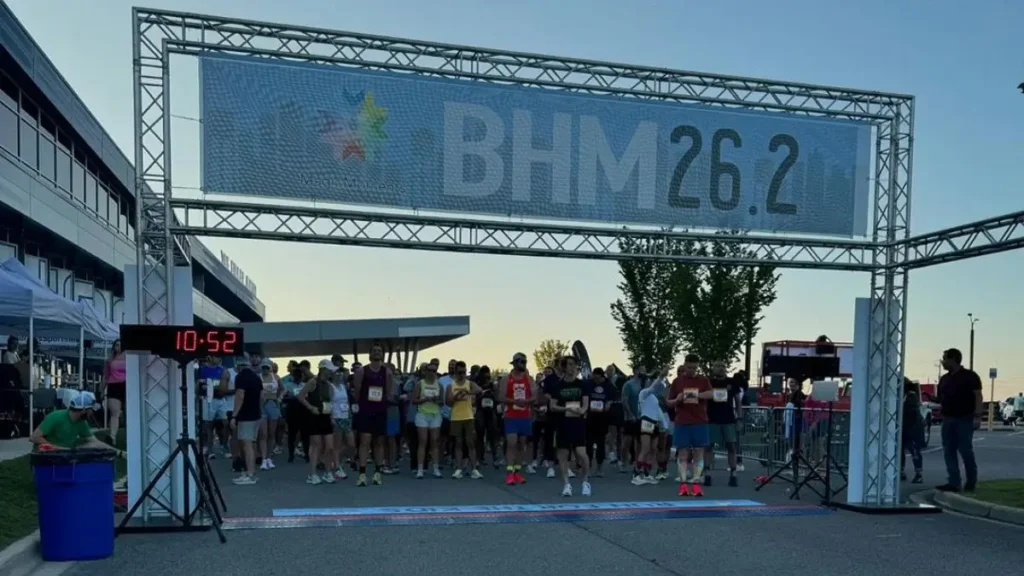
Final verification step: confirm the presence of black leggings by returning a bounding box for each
[586,414,610,466]
[475,409,500,463]
[285,400,310,462]
[532,419,556,463]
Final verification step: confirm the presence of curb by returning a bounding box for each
[0,530,40,576]
[931,490,1024,526]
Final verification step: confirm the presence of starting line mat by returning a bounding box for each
[223,500,831,530]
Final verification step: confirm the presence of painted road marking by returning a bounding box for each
[229,505,827,530]
[272,499,764,517]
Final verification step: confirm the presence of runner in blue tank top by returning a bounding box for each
[352,344,393,486]
[198,358,226,458]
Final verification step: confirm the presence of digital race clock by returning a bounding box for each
[119,325,245,360]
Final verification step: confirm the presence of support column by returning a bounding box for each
[125,265,195,520]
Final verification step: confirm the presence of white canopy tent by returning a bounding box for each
[0,257,119,432]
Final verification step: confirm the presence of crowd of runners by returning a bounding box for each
[196,345,749,498]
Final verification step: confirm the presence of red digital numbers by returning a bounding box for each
[206,330,221,353]
[175,329,199,352]
[221,330,238,354]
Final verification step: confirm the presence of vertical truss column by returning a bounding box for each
[130,10,184,518]
[862,101,914,506]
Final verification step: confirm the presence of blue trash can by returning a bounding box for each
[31,448,116,561]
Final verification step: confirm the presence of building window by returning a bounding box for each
[0,73,16,110]
[20,98,38,124]
[0,104,15,154]
[19,120,37,169]
[86,171,97,213]
[38,136,55,182]
[107,191,118,226]
[56,148,71,192]
[72,159,84,204]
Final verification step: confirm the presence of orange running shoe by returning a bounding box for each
[505,472,516,485]
[691,483,704,497]
[678,483,689,497]
[513,471,526,484]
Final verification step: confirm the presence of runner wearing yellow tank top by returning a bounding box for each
[445,361,484,479]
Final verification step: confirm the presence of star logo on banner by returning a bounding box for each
[318,92,389,163]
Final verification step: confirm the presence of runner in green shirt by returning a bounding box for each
[30,391,118,451]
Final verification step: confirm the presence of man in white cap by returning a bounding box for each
[30,391,120,452]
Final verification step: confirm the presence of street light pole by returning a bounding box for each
[967,313,978,371]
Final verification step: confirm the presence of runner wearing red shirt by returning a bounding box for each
[501,352,538,485]
[667,354,714,497]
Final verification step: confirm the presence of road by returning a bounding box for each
[63,429,1024,576]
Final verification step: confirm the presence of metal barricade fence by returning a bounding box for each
[719,406,850,477]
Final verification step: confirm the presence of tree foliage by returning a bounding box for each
[612,231,780,373]
[610,237,681,373]
[533,339,570,372]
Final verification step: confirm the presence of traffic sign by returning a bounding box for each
[989,367,998,379]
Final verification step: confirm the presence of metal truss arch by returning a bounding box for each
[133,7,918,509]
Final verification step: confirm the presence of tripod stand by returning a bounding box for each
[754,402,820,500]
[116,359,227,543]
[793,401,848,507]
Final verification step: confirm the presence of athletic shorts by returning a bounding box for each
[262,401,281,421]
[202,398,229,422]
[709,423,738,446]
[387,415,401,437]
[355,410,388,437]
[556,418,586,450]
[504,417,532,438]
[236,419,259,441]
[415,411,443,429]
[307,414,333,437]
[639,416,660,436]
[673,423,710,449]
[450,419,474,441]
[334,417,352,434]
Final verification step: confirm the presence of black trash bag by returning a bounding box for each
[30,447,116,466]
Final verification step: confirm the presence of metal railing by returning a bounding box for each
[727,406,850,482]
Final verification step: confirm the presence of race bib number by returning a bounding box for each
[590,400,605,411]
[641,419,656,434]
[351,404,360,414]
[538,405,548,413]
[683,388,699,404]
[713,389,729,403]
[424,388,438,399]
[368,386,384,402]
[513,387,527,401]
[565,401,581,412]
[481,398,494,408]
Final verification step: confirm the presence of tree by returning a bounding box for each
[533,339,570,372]
[667,231,780,372]
[610,237,682,372]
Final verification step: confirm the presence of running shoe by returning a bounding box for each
[526,463,537,475]
[643,475,659,485]
[335,469,348,481]
[736,463,745,472]
[432,466,442,478]
[561,482,573,497]
[266,458,276,470]
[357,473,367,487]
[568,469,576,479]
[470,469,484,479]
[306,474,322,486]
[452,469,464,479]
[416,470,425,479]
[691,484,704,497]
[631,475,646,486]
[260,460,271,471]
[233,475,257,485]
[506,472,516,485]
[513,471,526,484]
[678,483,689,497]
[322,472,336,484]
[655,470,668,481]
[546,467,556,479]
[581,481,592,497]
[372,472,383,485]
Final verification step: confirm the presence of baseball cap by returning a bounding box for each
[260,358,273,369]
[330,354,346,365]
[68,391,101,411]
[236,355,252,367]
[511,352,527,365]
[318,359,338,372]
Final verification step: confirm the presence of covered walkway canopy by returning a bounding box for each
[239,315,470,371]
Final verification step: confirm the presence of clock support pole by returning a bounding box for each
[117,360,227,542]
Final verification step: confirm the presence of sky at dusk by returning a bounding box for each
[7,0,1024,398]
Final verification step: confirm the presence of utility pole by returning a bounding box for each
[967,313,978,371]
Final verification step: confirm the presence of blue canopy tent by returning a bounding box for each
[0,257,119,431]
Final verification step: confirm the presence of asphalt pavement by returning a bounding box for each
[63,428,1024,576]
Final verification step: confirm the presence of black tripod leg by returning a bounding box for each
[117,445,187,534]
[191,442,226,522]
[202,456,227,514]
[182,444,227,543]
[753,450,799,492]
